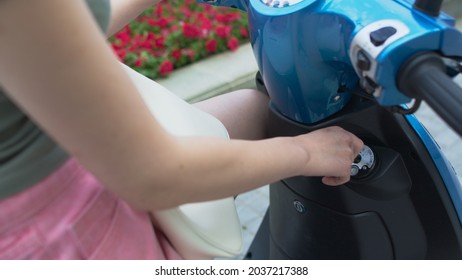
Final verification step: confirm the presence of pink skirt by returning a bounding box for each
[0,158,181,260]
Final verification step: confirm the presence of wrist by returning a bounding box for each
[280,136,311,178]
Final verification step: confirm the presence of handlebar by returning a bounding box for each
[398,53,462,137]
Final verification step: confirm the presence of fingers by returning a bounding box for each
[339,127,364,162]
[323,127,364,187]
[328,126,364,158]
[322,176,350,186]
[298,126,365,186]
[351,135,364,159]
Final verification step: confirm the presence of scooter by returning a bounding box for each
[195,0,462,259]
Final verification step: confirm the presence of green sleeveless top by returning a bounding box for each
[0,0,111,199]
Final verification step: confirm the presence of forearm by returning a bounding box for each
[133,136,307,210]
[107,0,161,36]
[130,125,363,210]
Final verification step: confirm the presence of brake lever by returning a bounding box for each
[442,57,462,77]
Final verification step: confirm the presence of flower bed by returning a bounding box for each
[110,0,249,79]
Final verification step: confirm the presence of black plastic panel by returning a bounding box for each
[257,94,462,259]
[269,181,394,259]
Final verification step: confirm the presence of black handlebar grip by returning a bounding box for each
[398,53,462,137]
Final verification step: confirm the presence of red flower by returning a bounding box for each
[240,27,249,38]
[196,13,213,31]
[156,3,163,17]
[205,38,217,53]
[154,36,165,48]
[171,25,179,32]
[147,18,169,28]
[157,18,169,28]
[171,49,182,61]
[127,45,138,52]
[180,6,193,18]
[112,45,127,61]
[227,37,239,51]
[147,18,157,27]
[147,32,156,41]
[183,48,196,60]
[140,39,152,49]
[182,22,200,38]
[111,42,123,50]
[159,59,174,75]
[215,13,240,24]
[110,2,248,78]
[134,56,144,67]
[115,31,131,44]
[215,25,231,38]
[117,49,127,61]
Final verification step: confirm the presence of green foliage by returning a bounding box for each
[110,0,249,79]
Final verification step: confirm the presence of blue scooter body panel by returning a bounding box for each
[406,114,462,225]
[201,0,462,122]
[247,0,462,122]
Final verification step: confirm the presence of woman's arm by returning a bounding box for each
[0,0,362,210]
[107,0,161,36]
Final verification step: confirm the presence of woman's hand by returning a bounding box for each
[294,126,364,186]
